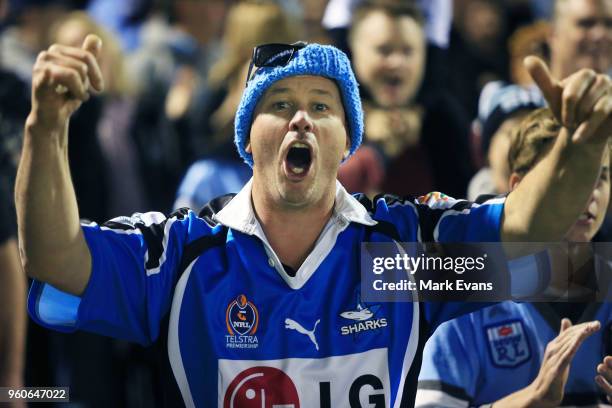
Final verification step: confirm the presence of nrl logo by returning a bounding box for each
[225,294,260,349]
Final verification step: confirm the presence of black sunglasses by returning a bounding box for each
[245,41,308,86]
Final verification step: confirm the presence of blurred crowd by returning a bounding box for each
[0,0,611,406]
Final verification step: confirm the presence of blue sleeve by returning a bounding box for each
[417,316,482,407]
[28,209,207,345]
[374,193,504,243]
[425,194,505,243]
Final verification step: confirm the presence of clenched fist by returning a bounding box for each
[28,34,105,132]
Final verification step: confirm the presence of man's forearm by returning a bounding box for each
[491,385,541,408]
[502,129,608,241]
[0,238,26,387]
[15,117,91,295]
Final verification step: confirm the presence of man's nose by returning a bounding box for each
[386,51,407,69]
[289,110,313,134]
[590,21,610,42]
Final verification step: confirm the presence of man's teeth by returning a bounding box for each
[292,167,305,174]
[579,214,589,221]
[293,142,308,149]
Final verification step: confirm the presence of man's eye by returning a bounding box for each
[577,18,596,29]
[273,101,290,111]
[377,45,393,57]
[314,103,329,112]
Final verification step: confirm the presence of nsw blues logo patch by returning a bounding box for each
[485,320,531,368]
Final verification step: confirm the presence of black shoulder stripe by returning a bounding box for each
[197,194,236,227]
[414,200,474,242]
[373,193,404,207]
[413,206,445,242]
[400,304,433,407]
[352,193,374,213]
[416,380,472,404]
[103,219,134,231]
[140,209,191,270]
[365,220,401,241]
[140,222,167,270]
[169,207,191,220]
[102,208,192,270]
[178,228,228,276]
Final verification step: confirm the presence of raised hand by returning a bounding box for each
[596,355,612,403]
[525,56,612,144]
[529,319,600,407]
[29,34,104,131]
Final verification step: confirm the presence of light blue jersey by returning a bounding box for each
[29,180,504,407]
[417,302,612,407]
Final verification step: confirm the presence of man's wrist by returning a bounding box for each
[24,113,68,147]
[526,383,558,408]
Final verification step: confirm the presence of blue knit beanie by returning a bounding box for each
[234,43,363,167]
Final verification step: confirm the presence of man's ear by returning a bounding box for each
[509,172,523,192]
[245,142,252,154]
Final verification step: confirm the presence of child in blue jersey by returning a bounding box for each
[16,32,612,407]
[416,106,612,407]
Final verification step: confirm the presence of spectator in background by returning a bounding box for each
[52,11,148,218]
[508,20,550,85]
[0,0,28,397]
[467,82,545,200]
[339,0,473,198]
[13,12,156,408]
[417,108,612,407]
[0,1,109,223]
[0,0,68,81]
[175,0,299,210]
[448,0,511,119]
[0,195,26,403]
[301,0,333,44]
[547,0,612,241]
[549,0,612,79]
[122,0,229,212]
[470,0,611,206]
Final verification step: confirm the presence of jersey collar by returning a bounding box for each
[213,178,376,289]
[213,178,377,234]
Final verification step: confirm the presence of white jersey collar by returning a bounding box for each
[214,178,376,234]
[213,178,376,289]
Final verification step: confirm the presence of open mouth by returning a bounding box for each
[578,212,595,223]
[284,142,312,178]
[381,75,403,88]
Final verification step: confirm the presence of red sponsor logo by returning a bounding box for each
[223,366,300,408]
[498,326,513,336]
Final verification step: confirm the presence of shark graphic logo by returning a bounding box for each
[284,318,320,351]
[340,302,381,321]
[340,293,387,336]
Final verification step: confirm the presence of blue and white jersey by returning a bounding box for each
[416,302,612,407]
[29,180,504,407]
